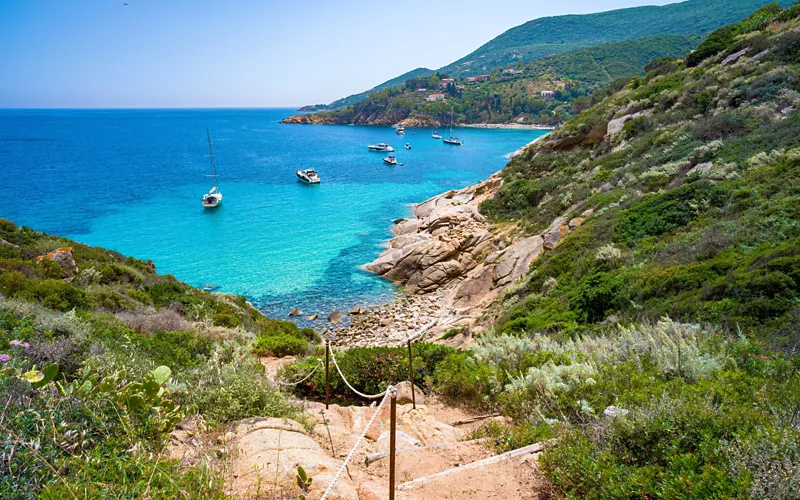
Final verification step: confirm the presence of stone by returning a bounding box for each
[495,235,545,286]
[454,266,495,307]
[606,109,652,139]
[752,49,769,61]
[227,417,358,499]
[305,313,319,321]
[602,406,630,418]
[348,305,362,315]
[0,239,19,248]
[376,430,421,451]
[406,260,465,293]
[35,247,78,281]
[394,381,426,405]
[568,217,585,229]
[380,318,393,327]
[327,310,345,323]
[721,47,751,66]
[687,162,713,176]
[581,208,594,217]
[543,217,568,249]
[288,308,301,316]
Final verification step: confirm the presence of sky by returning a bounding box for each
[0,0,679,108]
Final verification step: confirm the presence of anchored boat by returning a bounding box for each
[368,142,395,152]
[443,109,463,146]
[201,129,223,208]
[383,156,398,166]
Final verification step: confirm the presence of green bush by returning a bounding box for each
[281,343,459,402]
[211,312,241,328]
[253,333,308,357]
[86,286,139,311]
[433,352,497,405]
[570,272,626,323]
[17,279,86,311]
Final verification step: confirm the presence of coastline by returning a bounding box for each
[507,131,551,158]
[457,123,554,130]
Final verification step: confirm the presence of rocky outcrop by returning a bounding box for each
[606,109,653,140]
[280,113,347,125]
[355,173,590,344]
[398,115,441,127]
[35,247,78,281]
[539,122,608,150]
[226,417,359,499]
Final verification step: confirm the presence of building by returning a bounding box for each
[541,90,556,98]
[426,93,446,102]
[503,68,524,75]
[466,74,491,83]
[440,78,455,88]
[417,88,427,92]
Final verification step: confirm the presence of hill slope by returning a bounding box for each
[440,0,794,77]
[323,67,433,111]
[283,33,703,126]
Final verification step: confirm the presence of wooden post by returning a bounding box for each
[325,341,330,410]
[389,389,397,500]
[407,340,416,409]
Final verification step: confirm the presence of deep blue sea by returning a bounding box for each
[2,108,546,319]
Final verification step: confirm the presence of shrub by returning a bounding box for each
[434,352,498,405]
[570,272,626,323]
[211,312,241,328]
[190,359,302,427]
[17,279,86,311]
[86,286,139,311]
[116,309,188,334]
[693,111,749,140]
[253,333,307,357]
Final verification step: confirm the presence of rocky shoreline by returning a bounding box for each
[458,123,554,130]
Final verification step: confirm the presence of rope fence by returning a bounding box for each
[319,386,395,500]
[278,317,462,498]
[275,358,322,386]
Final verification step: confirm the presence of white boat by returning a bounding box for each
[296,168,321,184]
[201,129,223,208]
[443,108,463,146]
[405,143,411,150]
[368,142,395,152]
[383,156,398,166]
[432,127,442,139]
[396,125,405,135]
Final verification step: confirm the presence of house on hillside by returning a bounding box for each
[426,93,446,102]
[440,78,455,88]
[541,90,556,98]
[503,68,524,75]
[466,74,491,83]
[417,88,427,93]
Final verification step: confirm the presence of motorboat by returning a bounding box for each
[296,168,321,184]
[383,156,398,166]
[368,142,395,152]
[396,125,405,135]
[405,143,411,150]
[201,129,223,208]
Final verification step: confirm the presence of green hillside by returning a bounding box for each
[440,0,794,77]
[283,33,703,126]
[0,220,321,497]
[324,67,433,111]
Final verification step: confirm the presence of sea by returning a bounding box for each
[2,108,547,320]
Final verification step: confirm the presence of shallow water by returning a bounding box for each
[2,108,547,319]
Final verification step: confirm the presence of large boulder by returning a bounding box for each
[406,260,464,293]
[543,217,569,249]
[495,236,545,286]
[227,418,358,499]
[453,266,496,307]
[35,247,78,281]
[394,381,426,405]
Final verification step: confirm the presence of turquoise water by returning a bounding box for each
[2,109,546,319]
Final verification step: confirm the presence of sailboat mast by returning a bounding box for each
[206,128,218,189]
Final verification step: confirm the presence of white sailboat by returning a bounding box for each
[432,125,442,139]
[201,129,223,208]
[443,108,463,146]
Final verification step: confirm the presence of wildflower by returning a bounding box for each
[0,354,9,362]
[22,343,30,349]
[9,340,20,346]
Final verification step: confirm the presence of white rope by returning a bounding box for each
[320,387,394,500]
[276,358,322,386]
[329,344,388,400]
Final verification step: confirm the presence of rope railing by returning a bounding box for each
[320,386,395,500]
[275,358,322,386]
[329,345,388,399]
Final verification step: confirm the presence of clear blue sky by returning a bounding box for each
[0,0,678,108]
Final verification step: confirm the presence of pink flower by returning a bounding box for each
[9,340,20,347]
[0,354,9,362]
[22,343,30,349]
